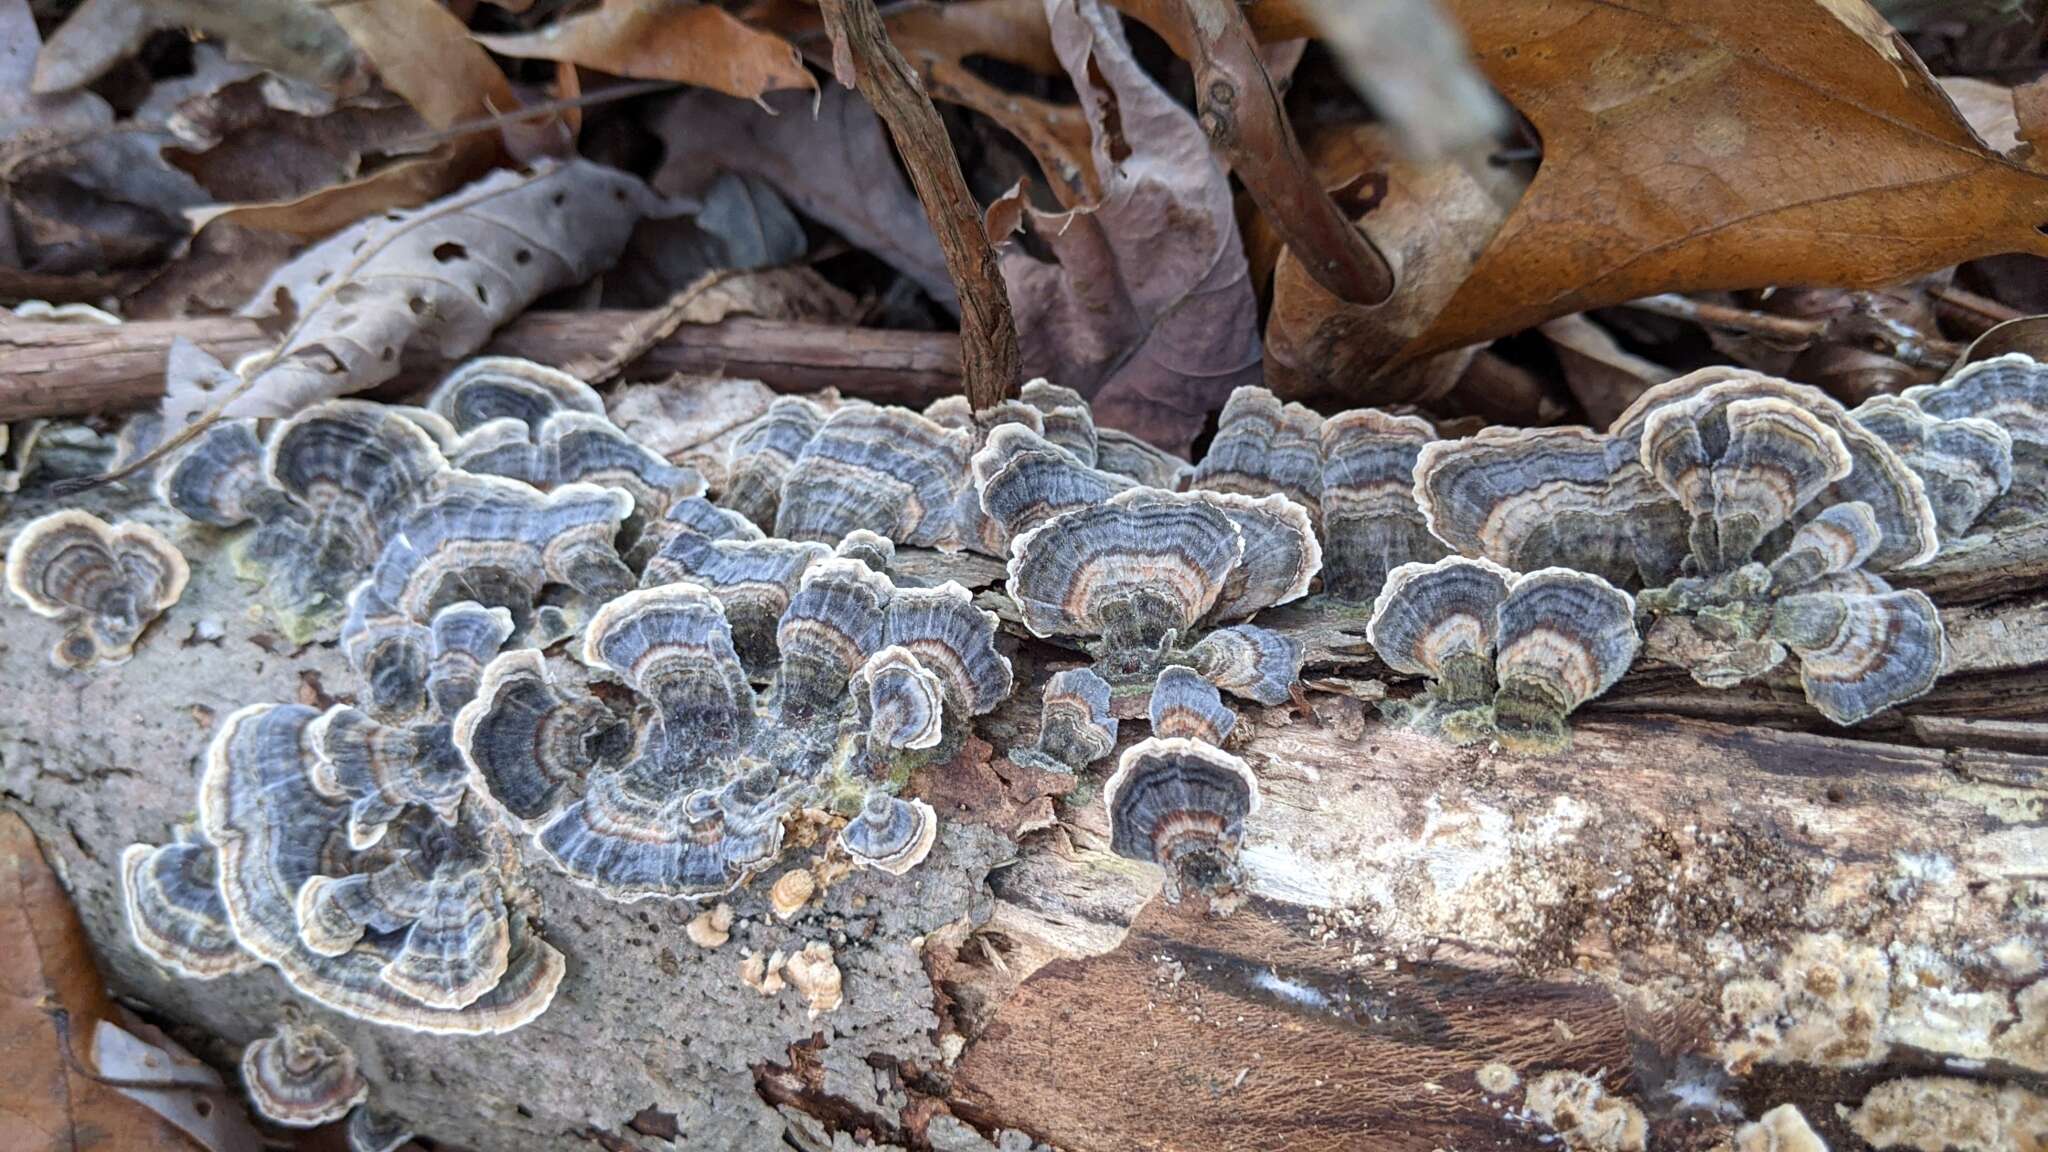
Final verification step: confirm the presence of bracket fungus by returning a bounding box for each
[839,790,939,875]
[1852,394,2012,543]
[1317,408,1449,602]
[720,395,826,528]
[1010,667,1118,774]
[972,422,1133,548]
[1103,735,1259,907]
[200,703,564,1033]
[1369,558,1637,752]
[1414,425,1688,590]
[1618,373,1947,724]
[1901,352,2048,528]
[641,531,831,674]
[773,405,974,550]
[154,401,449,640]
[241,1020,369,1128]
[6,509,187,668]
[452,410,706,520]
[121,831,257,980]
[1192,386,1324,517]
[427,356,606,434]
[1148,665,1238,746]
[347,1108,415,1152]
[455,564,1009,901]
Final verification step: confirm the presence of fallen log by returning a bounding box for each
[0,312,965,421]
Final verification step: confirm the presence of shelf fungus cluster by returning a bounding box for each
[1412,368,1952,726]
[5,509,187,668]
[1104,666,1258,907]
[1892,352,2045,534]
[453,560,1010,901]
[240,1020,412,1150]
[1368,559,1639,753]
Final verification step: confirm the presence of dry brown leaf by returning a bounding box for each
[1265,123,1523,407]
[997,0,1261,453]
[474,0,814,102]
[183,145,491,242]
[331,0,516,133]
[165,159,661,424]
[0,811,195,1151]
[651,85,956,309]
[1940,75,2022,155]
[31,0,361,95]
[1402,0,2048,361]
[1538,313,1672,427]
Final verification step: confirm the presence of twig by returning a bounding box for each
[1618,293,1963,371]
[817,0,1019,411]
[0,313,965,421]
[1930,284,2024,335]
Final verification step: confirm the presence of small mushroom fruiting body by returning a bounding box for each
[346,1107,415,1152]
[839,791,939,875]
[775,405,974,549]
[6,509,188,668]
[1148,665,1238,746]
[1853,394,2012,543]
[1369,557,1636,751]
[721,395,826,528]
[1192,387,1324,518]
[453,410,706,520]
[784,941,844,1018]
[121,832,257,979]
[1094,427,1189,489]
[972,423,1133,548]
[852,645,947,756]
[1902,352,2048,527]
[643,534,830,672]
[1104,736,1260,906]
[428,356,606,434]
[1011,667,1117,774]
[240,1020,370,1128]
[1183,490,1321,622]
[1317,408,1448,603]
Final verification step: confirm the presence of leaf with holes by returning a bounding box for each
[166,159,662,426]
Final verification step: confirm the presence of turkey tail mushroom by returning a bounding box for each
[6,510,188,668]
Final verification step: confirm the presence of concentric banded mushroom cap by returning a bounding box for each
[265,399,450,532]
[154,418,271,526]
[775,557,894,720]
[1768,588,1946,726]
[1030,667,1117,771]
[1613,368,1939,571]
[307,707,469,849]
[1317,408,1447,602]
[202,703,564,1033]
[340,584,434,723]
[534,765,784,902]
[852,645,946,753]
[425,601,515,717]
[120,833,257,979]
[1187,624,1301,706]
[839,791,939,875]
[881,581,1013,716]
[6,510,188,668]
[722,395,826,528]
[1639,386,1854,572]
[241,1021,368,1128]
[1192,386,1324,517]
[643,534,830,673]
[1148,665,1237,746]
[1005,492,1242,646]
[1366,556,1513,707]
[775,405,974,549]
[1020,378,1099,465]
[1414,426,1687,589]
[1181,490,1322,621]
[1094,427,1190,489]
[347,1108,414,1152]
[1855,392,2015,539]
[1490,568,1639,754]
[1103,736,1259,903]
[1903,352,2048,447]
[453,648,619,826]
[972,423,1133,545]
[427,356,605,433]
[834,529,896,573]
[1767,501,1883,592]
[582,583,756,760]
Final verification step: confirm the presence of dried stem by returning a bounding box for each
[817,0,1020,411]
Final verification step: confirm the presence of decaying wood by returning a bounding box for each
[817,0,1020,411]
[0,313,963,420]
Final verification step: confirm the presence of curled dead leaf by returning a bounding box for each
[474,0,815,102]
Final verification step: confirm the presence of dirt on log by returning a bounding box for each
[2,482,2045,1151]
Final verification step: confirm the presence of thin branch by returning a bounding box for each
[380,78,678,153]
[816,0,1019,411]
